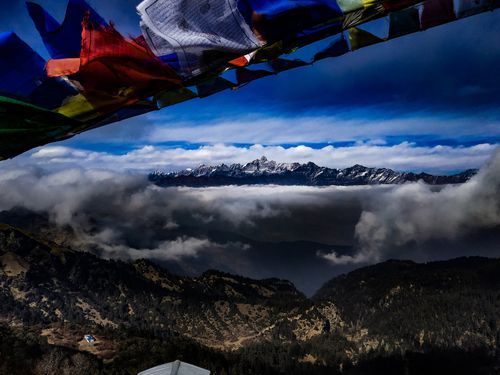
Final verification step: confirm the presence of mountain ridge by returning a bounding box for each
[149,156,477,187]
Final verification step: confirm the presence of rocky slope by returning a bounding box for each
[1,223,500,374]
[149,156,477,187]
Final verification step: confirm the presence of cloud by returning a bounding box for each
[1,150,498,259]
[0,162,366,261]
[0,166,242,261]
[322,149,500,264]
[68,109,500,150]
[142,112,500,146]
[11,142,497,175]
[84,236,217,262]
[0,149,499,293]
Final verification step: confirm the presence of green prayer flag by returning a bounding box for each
[0,96,80,159]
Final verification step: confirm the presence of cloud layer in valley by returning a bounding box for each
[0,150,498,294]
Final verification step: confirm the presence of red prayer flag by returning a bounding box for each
[47,19,181,99]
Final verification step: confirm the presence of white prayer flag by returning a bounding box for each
[137,0,261,76]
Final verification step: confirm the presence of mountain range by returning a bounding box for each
[1,223,499,374]
[149,157,477,187]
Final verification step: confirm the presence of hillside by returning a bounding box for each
[315,258,500,353]
[0,224,309,349]
[1,223,500,374]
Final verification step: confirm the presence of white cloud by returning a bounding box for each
[84,236,215,261]
[322,149,500,265]
[145,114,499,145]
[15,142,498,174]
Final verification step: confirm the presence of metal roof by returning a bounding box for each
[138,360,210,375]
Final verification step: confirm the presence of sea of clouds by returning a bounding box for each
[0,148,498,293]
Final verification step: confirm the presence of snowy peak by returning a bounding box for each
[149,157,477,187]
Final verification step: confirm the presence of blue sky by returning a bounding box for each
[2,0,499,173]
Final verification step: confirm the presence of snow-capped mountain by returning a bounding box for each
[149,156,477,187]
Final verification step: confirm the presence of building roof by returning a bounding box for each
[84,334,96,342]
[138,360,210,375]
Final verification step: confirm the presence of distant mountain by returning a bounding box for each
[149,156,477,187]
[1,223,500,374]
